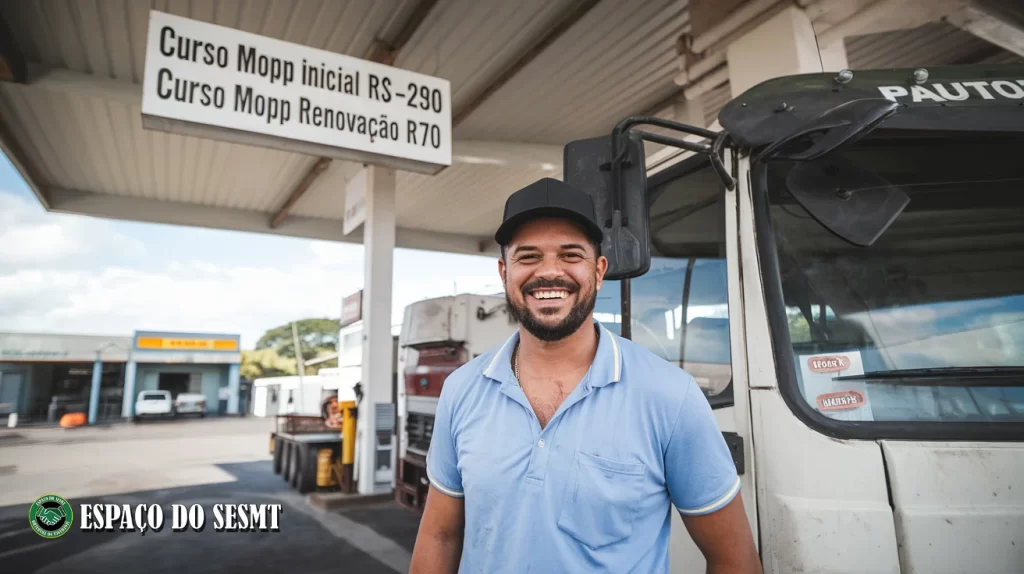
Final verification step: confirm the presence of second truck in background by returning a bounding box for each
[394,293,517,512]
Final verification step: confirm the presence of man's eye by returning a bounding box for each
[564,253,583,259]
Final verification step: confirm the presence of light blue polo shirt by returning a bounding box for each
[426,320,741,573]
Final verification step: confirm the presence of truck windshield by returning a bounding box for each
[763,132,1024,424]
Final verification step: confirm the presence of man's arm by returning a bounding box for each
[664,374,761,573]
[681,493,761,574]
[409,485,465,574]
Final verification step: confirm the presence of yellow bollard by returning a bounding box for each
[340,400,356,492]
[341,400,356,464]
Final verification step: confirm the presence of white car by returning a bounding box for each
[135,390,174,419]
[174,393,207,417]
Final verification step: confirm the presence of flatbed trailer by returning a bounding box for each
[270,411,355,494]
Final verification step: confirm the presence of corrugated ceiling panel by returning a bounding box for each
[290,158,553,237]
[286,160,364,219]
[395,0,575,111]
[0,0,408,215]
[846,22,1011,70]
[454,0,688,144]
[395,164,555,236]
[10,0,1017,248]
[0,0,413,83]
[702,81,731,127]
[0,81,310,212]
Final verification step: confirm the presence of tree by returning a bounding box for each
[251,318,340,375]
[240,348,296,381]
[255,318,339,362]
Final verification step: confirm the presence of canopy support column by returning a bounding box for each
[726,4,848,98]
[356,166,398,495]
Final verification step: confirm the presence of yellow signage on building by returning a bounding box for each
[136,337,238,351]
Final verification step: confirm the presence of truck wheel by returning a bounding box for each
[272,437,283,475]
[282,442,293,482]
[296,445,317,494]
[289,445,300,488]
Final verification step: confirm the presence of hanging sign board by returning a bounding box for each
[140,11,451,175]
[135,332,240,352]
[341,290,363,328]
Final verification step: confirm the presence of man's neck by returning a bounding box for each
[518,319,599,376]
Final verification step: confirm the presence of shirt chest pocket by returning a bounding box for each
[557,450,646,549]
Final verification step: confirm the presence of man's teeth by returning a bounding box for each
[533,290,567,299]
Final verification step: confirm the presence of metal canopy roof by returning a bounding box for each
[1,0,1019,256]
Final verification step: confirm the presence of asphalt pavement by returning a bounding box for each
[0,418,420,573]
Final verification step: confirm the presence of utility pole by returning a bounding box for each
[291,322,306,412]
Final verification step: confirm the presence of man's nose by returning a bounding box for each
[534,255,567,278]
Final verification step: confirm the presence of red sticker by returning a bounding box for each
[807,355,851,373]
[817,390,866,411]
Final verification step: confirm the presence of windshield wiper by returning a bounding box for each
[833,366,1024,387]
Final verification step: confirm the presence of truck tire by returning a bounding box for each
[289,444,300,488]
[272,436,283,475]
[296,444,317,494]
[282,442,293,483]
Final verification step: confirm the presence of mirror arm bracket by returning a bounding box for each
[609,119,736,219]
[632,130,736,192]
[613,116,720,140]
[633,130,711,154]
[711,131,736,191]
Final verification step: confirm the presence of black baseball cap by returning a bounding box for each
[494,178,604,247]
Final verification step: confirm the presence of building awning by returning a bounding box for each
[1,1,1017,256]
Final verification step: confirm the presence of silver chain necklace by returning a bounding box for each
[513,342,520,381]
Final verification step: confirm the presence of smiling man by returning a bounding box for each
[409,178,761,574]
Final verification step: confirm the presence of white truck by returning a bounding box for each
[562,63,1024,573]
[394,293,517,512]
[393,64,1024,571]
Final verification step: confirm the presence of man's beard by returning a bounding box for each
[505,278,597,342]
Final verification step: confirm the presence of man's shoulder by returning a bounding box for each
[613,331,701,402]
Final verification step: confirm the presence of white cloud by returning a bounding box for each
[0,191,146,267]
[0,189,506,349]
[309,240,362,267]
[0,261,504,349]
[0,260,363,348]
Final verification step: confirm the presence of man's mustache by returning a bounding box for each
[520,278,579,295]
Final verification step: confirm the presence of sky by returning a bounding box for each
[0,151,504,349]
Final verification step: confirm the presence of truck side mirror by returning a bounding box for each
[563,134,652,280]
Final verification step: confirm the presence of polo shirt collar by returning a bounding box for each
[482,319,622,387]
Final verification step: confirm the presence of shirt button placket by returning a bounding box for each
[526,431,552,484]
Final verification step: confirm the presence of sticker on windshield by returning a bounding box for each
[817,390,866,411]
[807,355,851,374]
[798,351,873,422]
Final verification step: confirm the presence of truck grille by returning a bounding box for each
[405,412,434,455]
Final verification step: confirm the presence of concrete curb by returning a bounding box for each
[307,491,395,511]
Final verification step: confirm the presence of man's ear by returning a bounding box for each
[595,255,608,290]
[498,256,507,284]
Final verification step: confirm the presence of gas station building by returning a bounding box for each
[1,0,1020,499]
[0,330,243,424]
